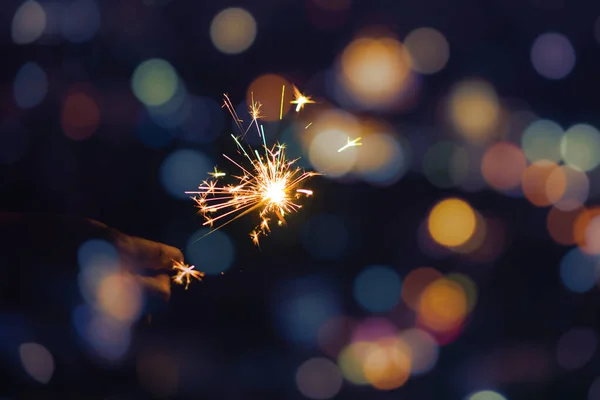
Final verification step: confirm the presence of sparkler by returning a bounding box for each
[172,260,204,290]
[185,87,318,246]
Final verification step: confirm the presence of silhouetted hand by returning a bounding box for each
[0,212,182,317]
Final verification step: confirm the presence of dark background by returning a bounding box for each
[1,0,600,399]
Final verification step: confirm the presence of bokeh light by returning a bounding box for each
[131,59,179,107]
[521,119,563,163]
[186,228,235,275]
[318,316,357,358]
[468,390,507,400]
[556,327,598,370]
[404,27,450,74]
[246,74,292,121]
[531,32,576,80]
[354,131,407,186]
[417,278,467,332]
[547,206,581,245]
[338,36,412,110]
[448,80,500,143]
[481,142,527,191]
[423,141,468,188]
[547,165,589,211]
[159,149,212,199]
[295,358,343,399]
[19,343,54,384]
[309,127,357,177]
[61,0,101,43]
[560,124,600,172]
[14,62,48,109]
[427,198,477,247]
[401,267,443,311]
[559,247,600,293]
[574,207,600,253]
[12,1,46,44]
[210,8,257,55]
[353,265,402,313]
[96,273,143,322]
[61,91,100,141]
[400,328,439,375]
[363,336,411,390]
[338,341,376,385]
[521,161,564,207]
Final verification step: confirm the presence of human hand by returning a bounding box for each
[0,212,182,316]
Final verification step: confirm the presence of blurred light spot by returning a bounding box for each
[77,240,120,304]
[521,161,563,207]
[559,247,600,293]
[400,328,438,375]
[531,32,575,80]
[556,327,598,370]
[427,198,476,247]
[338,341,376,385]
[404,27,450,74]
[61,0,100,43]
[353,265,402,313]
[418,278,467,332]
[132,59,179,107]
[401,267,443,310]
[97,273,143,322]
[448,80,500,143]
[246,74,292,121]
[159,149,211,199]
[302,214,348,260]
[318,316,357,358]
[296,358,343,399]
[521,120,563,163]
[446,273,478,313]
[275,278,340,345]
[468,390,507,400]
[61,91,100,140]
[73,306,131,361]
[561,124,600,172]
[210,7,257,55]
[574,207,600,253]
[547,206,581,245]
[19,343,54,384]
[547,165,589,211]
[180,96,224,143]
[339,36,412,110]
[137,350,179,397]
[423,141,468,188]
[363,336,411,390]
[0,120,29,165]
[309,128,356,177]
[12,1,46,44]
[449,210,487,254]
[146,80,188,129]
[186,228,234,275]
[481,142,527,191]
[14,62,47,109]
[355,132,406,185]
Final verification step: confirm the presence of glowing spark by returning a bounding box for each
[208,166,226,178]
[305,122,313,129]
[172,260,204,290]
[290,85,315,112]
[279,85,285,120]
[186,134,317,245]
[338,137,362,153]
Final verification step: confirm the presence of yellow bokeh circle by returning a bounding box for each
[427,198,476,247]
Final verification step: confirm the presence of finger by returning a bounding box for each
[135,274,171,302]
[115,234,183,273]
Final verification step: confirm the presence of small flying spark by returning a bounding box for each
[290,85,315,112]
[208,166,226,178]
[338,137,363,153]
[172,260,204,290]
